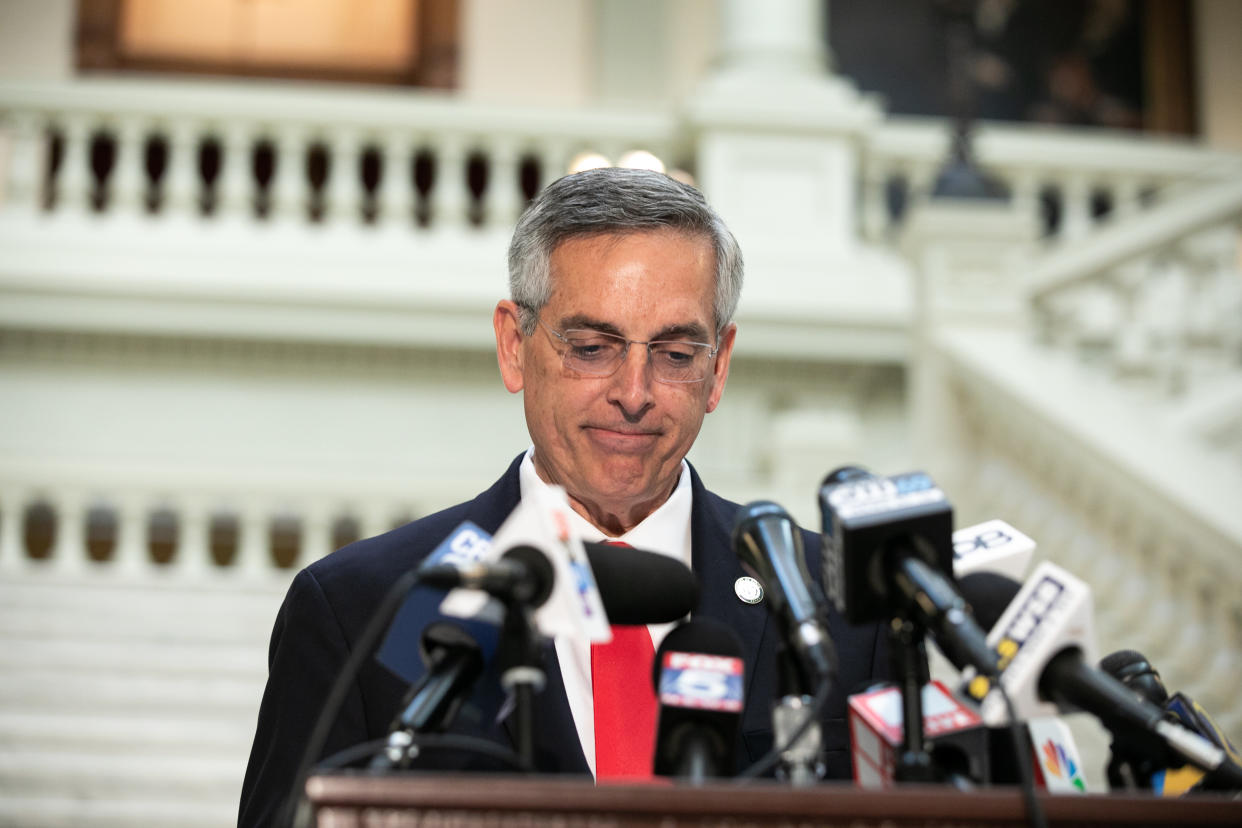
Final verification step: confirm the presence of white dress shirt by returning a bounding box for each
[517,447,693,777]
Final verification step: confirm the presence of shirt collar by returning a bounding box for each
[517,447,692,562]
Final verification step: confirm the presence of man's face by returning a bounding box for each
[494,229,736,533]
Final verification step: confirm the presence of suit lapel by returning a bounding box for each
[687,466,771,711]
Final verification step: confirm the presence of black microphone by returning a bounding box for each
[651,618,745,781]
[417,544,555,608]
[582,541,698,624]
[960,564,1242,789]
[1102,648,1242,794]
[732,501,837,685]
[819,467,998,677]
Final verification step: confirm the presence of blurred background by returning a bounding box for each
[0,0,1239,824]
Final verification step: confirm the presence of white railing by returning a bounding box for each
[862,116,1242,243]
[0,461,427,582]
[0,77,682,232]
[919,170,1242,749]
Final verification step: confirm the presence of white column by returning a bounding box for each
[717,0,828,76]
[485,137,522,230]
[270,126,308,225]
[110,497,148,575]
[173,499,211,578]
[1057,174,1093,242]
[108,117,149,220]
[1,111,48,216]
[234,506,271,579]
[322,128,361,227]
[429,135,468,231]
[216,123,253,222]
[302,509,333,566]
[0,489,27,572]
[56,114,94,217]
[50,494,87,574]
[161,120,201,221]
[376,131,415,229]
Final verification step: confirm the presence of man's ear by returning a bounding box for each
[494,300,526,393]
[705,322,737,414]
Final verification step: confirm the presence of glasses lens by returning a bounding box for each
[561,331,626,375]
[557,329,712,383]
[649,341,710,382]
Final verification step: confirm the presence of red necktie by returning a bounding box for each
[591,542,657,780]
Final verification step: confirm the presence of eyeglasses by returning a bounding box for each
[534,317,719,384]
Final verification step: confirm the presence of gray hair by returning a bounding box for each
[507,167,743,337]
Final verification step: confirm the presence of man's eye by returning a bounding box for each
[654,344,697,363]
[568,339,617,360]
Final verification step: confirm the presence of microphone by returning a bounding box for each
[819,468,998,677]
[1101,648,1242,795]
[848,679,990,789]
[419,544,555,608]
[952,519,1036,581]
[581,541,698,624]
[732,501,837,686]
[961,562,1242,789]
[651,618,745,781]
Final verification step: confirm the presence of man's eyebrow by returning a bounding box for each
[558,315,712,342]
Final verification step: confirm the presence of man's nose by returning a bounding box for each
[608,343,655,413]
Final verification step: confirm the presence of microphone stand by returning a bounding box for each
[888,617,939,783]
[772,646,824,786]
[497,600,545,769]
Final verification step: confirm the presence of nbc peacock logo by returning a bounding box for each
[1041,739,1086,792]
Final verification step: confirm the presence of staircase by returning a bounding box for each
[0,570,287,828]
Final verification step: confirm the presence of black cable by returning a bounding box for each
[276,565,421,828]
[736,676,833,781]
[316,734,532,774]
[998,684,1048,828]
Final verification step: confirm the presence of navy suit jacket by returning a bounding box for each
[239,455,891,827]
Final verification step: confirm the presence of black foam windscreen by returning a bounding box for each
[584,542,698,625]
[956,570,1023,631]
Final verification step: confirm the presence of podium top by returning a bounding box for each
[306,773,1242,827]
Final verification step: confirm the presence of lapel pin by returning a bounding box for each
[734,576,764,605]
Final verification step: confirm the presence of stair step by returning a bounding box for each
[0,670,266,716]
[0,637,267,677]
[0,750,244,802]
[0,796,236,828]
[0,711,256,757]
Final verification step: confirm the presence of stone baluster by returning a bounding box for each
[1056,173,1092,242]
[322,128,362,227]
[234,506,271,579]
[161,120,201,221]
[110,497,148,575]
[270,125,309,225]
[1,111,49,215]
[860,157,890,242]
[485,137,523,230]
[1110,176,1142,222]
[1184,586,1242,738]
[0,488,27,572]
[216,123,254,221]
[56,114,94,217]
[49,493,87,574]
[428,135,468,231]
[358,504,395,541]
[376,131,415,229]
[1161,575,1214,682]
[539,138,572,188]
[302,509,333,566]
[173,497,211,578]
[1010,169,1042,235]
[108,117,149,219]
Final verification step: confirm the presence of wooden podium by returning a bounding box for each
[306,773,1242,827]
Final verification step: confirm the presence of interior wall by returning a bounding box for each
[1194,0,1242,151]
[0,0,75,79]
[458,0,595,105]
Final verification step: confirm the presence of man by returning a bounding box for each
[239,168,889,826]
